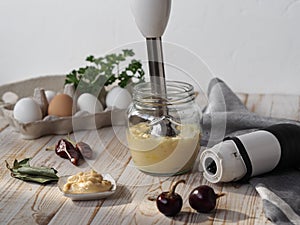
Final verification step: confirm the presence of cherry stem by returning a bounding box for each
[66,134,76,146]
[168,179,186,196]
[216,193,226,199]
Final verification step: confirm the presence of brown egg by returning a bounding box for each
[48,94,73,117]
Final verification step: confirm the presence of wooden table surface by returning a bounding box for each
[1,93,298,225]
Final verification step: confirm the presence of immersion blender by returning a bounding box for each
[130,0,177,136]
[200,123,300,183]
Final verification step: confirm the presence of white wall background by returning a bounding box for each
[1,0,300,94]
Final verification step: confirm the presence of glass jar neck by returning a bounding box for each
[132,81,196,107]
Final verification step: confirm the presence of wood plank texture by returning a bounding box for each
[1,93,299,225]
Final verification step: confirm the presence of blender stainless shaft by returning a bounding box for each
[146,37,178,137]
[146,37,167,101]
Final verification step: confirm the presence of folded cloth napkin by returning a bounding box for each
[201,78,300,225]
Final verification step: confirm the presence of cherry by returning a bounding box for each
[156,180,185,217]
[188,185,225,213]
[76,141,93,159]
[55,139,81,166]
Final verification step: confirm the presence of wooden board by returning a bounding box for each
[1,93,299,225]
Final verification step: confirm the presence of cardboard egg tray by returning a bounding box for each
[0,75,125,139]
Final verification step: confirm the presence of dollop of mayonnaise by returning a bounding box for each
[63,170,112,194]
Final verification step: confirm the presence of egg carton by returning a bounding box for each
[0,75,126,139]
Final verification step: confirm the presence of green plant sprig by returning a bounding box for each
[65,49,144,94]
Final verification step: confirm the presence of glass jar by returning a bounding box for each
[126,81,201,176]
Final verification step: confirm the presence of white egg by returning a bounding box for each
[13,97,43,123]
[106,86,132,109]
[2,91,19,104]
[77,93,103,114]
[45,90,56,104]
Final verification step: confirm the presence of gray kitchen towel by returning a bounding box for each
[250,170,300,225]
[201,78,300,147]
[201,78,300,225]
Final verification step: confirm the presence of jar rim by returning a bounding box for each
[133,80,195,105]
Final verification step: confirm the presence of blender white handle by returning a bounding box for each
[130,0,172,38]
